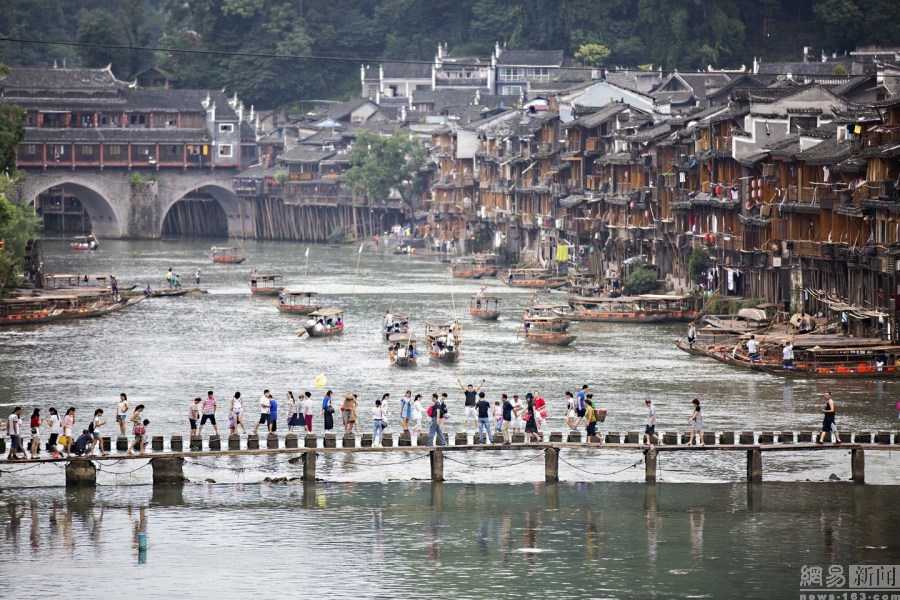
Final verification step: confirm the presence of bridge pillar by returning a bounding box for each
[544,448,559,482]
[65,460,97,487]
[302,451,316,482]
[150,457,186,484]
[645,448,658,482]
[430,449,444,482]
[746,448,762,482]
[851,448,865,484]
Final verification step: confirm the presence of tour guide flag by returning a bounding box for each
[314,373,327,389]
[305,247,309,258]
[358,243,364,254]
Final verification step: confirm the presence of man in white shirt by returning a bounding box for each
[253,389,272,434]
[643,399,660,446]
[300,391,314,432]
[6,407,25,460]
[782,341,794,369]
[746,335,760,361]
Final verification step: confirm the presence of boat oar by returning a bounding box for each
[297,329,307,338]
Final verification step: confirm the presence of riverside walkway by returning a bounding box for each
[1,430,896,487]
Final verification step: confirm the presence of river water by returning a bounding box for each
[1,239,899,597]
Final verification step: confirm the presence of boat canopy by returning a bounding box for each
[309,307,343,318]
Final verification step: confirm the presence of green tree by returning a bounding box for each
[813,0,863,51]
[688,247,710,287]
[623,267,659,295]
[343,129,427,218]
[76,10,128,72]
[574,43,611,67]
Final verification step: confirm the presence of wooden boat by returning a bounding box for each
[70,233,99,250]
[303,308,344,337]
[450,257,483,279]
[525,304,571,330]
[210,246,246,264]
[703,307,771,332]
[556,295,697,323]
[425,320,461,362]
[518,316,577,346]
[276,291,321,315]
[388,333,419,366]
[474,253,500,277]
[382,311,410,340]
[469,295,501,320]
[500,268,567,289]
[56,295,144,319]
[248,273,283,296]
[0,298,63,325]
[146,288,191,298]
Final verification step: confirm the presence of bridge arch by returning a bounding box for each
[159,178,252,238]
[18,173,126,238]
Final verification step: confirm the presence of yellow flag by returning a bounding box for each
[314,373,327,388]
[557,245,569,262]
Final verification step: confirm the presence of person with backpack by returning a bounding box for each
[72,429,92,456]
[89,409,107,456]
[427,394,447,446]
[129,419,149,455]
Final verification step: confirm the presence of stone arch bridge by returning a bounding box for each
[14,169,255,239]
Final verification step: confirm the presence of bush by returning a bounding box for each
[129,172,146,186]
[327,227,347,244]
[688,247,710,286]
[623,267,659,295]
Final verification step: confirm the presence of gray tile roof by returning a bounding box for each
[23,127,212,143]
[382,61,432,79]
[795,137,850,165]
[0,67,124,92]
[279,147,336,163]
[569,102,628,128]
[496,50,564,67]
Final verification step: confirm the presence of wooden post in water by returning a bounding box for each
[150,457,185,484]
[303,451,316,482]
[430,449,444,482]
[851,448,865,484]
[746,448,762,482]
[544,448,559,482]
[645,448,658,482]
[65,460,97,487]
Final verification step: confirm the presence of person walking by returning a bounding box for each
[128,404,148,455]
[188,398,201,437]
[457,378,485,432]
[372,399,385,447]
[301,391,313,432]
[28,408,42,459]
[268,394,279,433]
[116,393,129,436]
[565,391,577,430]
[89,409,107,456]
[322,390,335,432]
[351,395,361,434]
[253,390,272,435]
[501,394,513,444]
[198,391,219,436]
[688,398,704,446]
[585,399,598,440]
[341,394,354,433]
[411,394,423,436]
[524,397,540,443]
[574,385,589,429]
[643,399,661,446]
[378,393,389,433]
[46,407,62,458]
[400,390,413,433]
[531,392,547,433]
[286,391,299,432]
[817,391,841,445]
[427,394,447,446]
[195,268,201,286]
[511,394,524,433]
[230,392,247,434]
[6,407,25,460]
[475,392,493,444]
[61,407,76,458]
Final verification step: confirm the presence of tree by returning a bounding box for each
[688,247,710,287]
[76,10,128,72]
[813,0,863,52]
[623,267,659,295]
[574,43,611,68]
[343,130,428,218]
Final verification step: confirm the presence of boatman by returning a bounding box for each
[687,322,697,348]
[746,335,760,361]
[457,378,485,432]
[782,340,794,370]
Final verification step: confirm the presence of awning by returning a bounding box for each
[559,195,585,208]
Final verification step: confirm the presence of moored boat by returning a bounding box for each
[450,257,483,279]
[210,246,246,264]
[500,268,566,289]
[70,233,99,250]
[558,295,698,323]
[425,320,462,362]
[248,273,283,296]
[518,316,576,346]
[276,291,321,315]
[303,308,344,337]
[525,304,571,330]
[469,294,501,320]
[0,298,63,325]
[388,333,419,366]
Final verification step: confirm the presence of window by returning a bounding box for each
[107,145,122,156]
[501,85,523,96]
[527,67,551,82]
[218,123,234,133]
[499,68,525,82]
[218,144,233,158]
[128,114,147,126]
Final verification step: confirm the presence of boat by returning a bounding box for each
[210,246,246,264]
[388,333,419,366]
[703,307,771,332]
[276,291,321,315]
[473,253,500,277]
[146,288,191,298]
[0,298,64,325]
[525,304,571,330]
[557,295,698,323]
[302,308,344,337]
[70,233,99,250]
[382,311,410,340]
[450,257,483,279]
[56,294,144,319]
[424,320,462,362]
[500,268,567,289]
[469,295,501,320]
[248,273,283,296]
[518,316,577,346]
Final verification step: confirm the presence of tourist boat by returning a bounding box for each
[518,316,577,346]
[146,288,191,298]
[473,253,500,277]
[276,291,321,315]
[450,257,483,279]
[557,295,698,323]
[248,274,283,296]
[56,294,144,319]
[425,320,461,362]
[70,233,99,250]
[0,298,63,325]
[500,268,567,289]
[210,247,246,264]
[382,311,410,340]
[700,335,900,378]
[469,295,501,320]
[525,304,571,330]
[388,333,418,366]
[303,308,344,337]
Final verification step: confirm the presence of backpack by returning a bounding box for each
[427,405,435,418]
[88,420,95,433]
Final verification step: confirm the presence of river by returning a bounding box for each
[1,239,898,598]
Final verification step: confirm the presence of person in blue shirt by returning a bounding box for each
[427,394,447,446]
[322,390,334,431]
[501,394,513,444]
[269,396,278,432]
[400,390,413,433]
[574,385,588,429]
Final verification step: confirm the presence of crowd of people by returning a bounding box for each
[3,385,847,460]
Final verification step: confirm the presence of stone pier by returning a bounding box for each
[65,460,97,487]
[150,457,185,484]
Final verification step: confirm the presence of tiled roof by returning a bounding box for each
[324,98,376,121]
[279,147,336,163]
[630,122,673,142]
[0,67,125,91]
[795,137,850,165]
[569,102,628,128]
[767,135,802,158]
[758,61,854,76]
[240,120,256,141]
[496,50,564,67]
[23,127,212,143]
[382,61,432,79]
[235,164,281,178]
